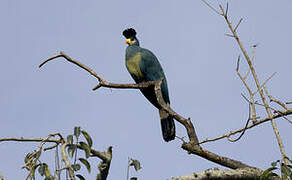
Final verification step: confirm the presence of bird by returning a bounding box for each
[122,28,175,142]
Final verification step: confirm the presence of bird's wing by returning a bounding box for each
[139,48,170,103]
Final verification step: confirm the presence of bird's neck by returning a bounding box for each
[126,45,140,60]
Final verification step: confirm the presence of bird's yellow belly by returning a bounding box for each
[126,53,144,79]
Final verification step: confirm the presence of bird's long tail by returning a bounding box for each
[159,109,175,142]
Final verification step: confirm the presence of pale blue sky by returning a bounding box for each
[0,0,291,179]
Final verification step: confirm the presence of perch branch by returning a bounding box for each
[40,52,254,169]
[39,52,157,91]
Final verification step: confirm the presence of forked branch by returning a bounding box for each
[39,52,254,169]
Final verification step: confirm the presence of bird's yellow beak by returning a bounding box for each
[126,38,132,44]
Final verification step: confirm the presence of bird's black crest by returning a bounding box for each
[123,28,136,38]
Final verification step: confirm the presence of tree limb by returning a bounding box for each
[40,52,255,169]
[174,167,280,180]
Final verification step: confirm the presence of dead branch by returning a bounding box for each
[199,108,292,144]
[264,86,288,110]
[217,3,289,165]
[39,52,256,169]
[175,167,280,180]
[236,56,257,123]
[39,52,157,91]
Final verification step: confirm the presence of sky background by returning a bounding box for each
[0,0,291,179]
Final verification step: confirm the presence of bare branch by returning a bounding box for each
[227,103,251,142]
[40,52,160,91]
[225,33,235,38]
[199,108,292,144]
[225,2,229,17]
[236,58,257,123]
[218,3,289,165]
[243,45,257,79]
[264,86,288,110]
[234,18,243,32]
[201,0,221,15]
[252,72,277,95]
[181,143,253,169]
[0,137,59,143]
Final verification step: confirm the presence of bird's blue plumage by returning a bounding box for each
[125,45,170,107]
[123,28,175,142]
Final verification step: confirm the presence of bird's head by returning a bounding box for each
[123,28,139,46]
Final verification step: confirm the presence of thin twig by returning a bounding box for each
[201,0,221,15]
[252,72,277,95]
[225,33,235,38]
[253,99,292,124]
[264,86,288,110]
[227,103,251,142]
[199,108,292,144]
[236,57,257,123]
[243,45,257,79]
[234,18,243,32]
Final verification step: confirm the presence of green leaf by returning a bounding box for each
[67,135,73,144]
[260,167,277,180]
[67,144,76,158]
[76,174,86,180]
[72,163,81,171]
[79,142,91,158]
[130,159,142,171]
[31,165,37,179]
[38,163,48,176]
[271,161,278,167]
[81,130,92,147]
[44,167,51,178]
[281,164,292,177]
[79,158,91,173]
[74,127,81,139]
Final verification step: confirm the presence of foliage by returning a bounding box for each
[23,127,94,180]
[260,158,292,180]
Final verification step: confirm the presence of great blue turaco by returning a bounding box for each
[122,28,175,142]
